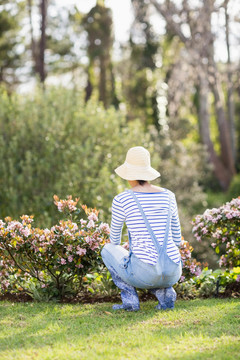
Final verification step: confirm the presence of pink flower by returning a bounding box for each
[76,264,83,269]
[180,275,185,282]
[76,246,86,256]
[85,236,93,245]
[87,220,95,228]
[219,256,227,267]
[122,242,129,250]
[41,284,46,288]
[68,255,73,263]
[99,222,110,234]
[60,258,66,265]
[88,213,98,222]
[195,267,202,276]
[57,203,64,212]
[202,227,208,234]
[21,227,31,237]
[211,243,217,248]
[236,275,240,282]
[190,264,196,274]
[4,280,10,288]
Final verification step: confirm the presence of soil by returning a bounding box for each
[0,291,155,304]
[0,283,239,303]
[219,281,240,298]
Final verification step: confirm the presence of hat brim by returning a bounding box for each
[114,164,160,181]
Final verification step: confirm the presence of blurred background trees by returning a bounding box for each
[0,0,239,267]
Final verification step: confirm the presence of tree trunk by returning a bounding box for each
[208,60,235,180]
[39,0,47,83]
[225,1,236,163]
[85,66,93,102]
[150,0,236,190]
[99,55,107,107]
[27,0,37,73]
[198,73,233,190]
[109,62,119,109]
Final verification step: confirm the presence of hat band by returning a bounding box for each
[124,161,151,171]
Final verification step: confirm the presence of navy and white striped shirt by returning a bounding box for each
[110,189,181,265]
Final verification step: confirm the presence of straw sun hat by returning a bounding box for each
[114,146,160,181]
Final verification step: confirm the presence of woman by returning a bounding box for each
[101,146,182,311]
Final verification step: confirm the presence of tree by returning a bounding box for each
[150,0,237,190]
[123,0,160,128]
[82,0,119,108]
[27,0,47,83]
[0,0,24,87]
[27,0,77,84]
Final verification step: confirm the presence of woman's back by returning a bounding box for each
[110,189,181,265]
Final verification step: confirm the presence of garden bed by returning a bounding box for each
[1,281,239,304]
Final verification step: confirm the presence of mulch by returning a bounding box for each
[219,281,240,298]
[0,291,155,304]
[0,282,239,303]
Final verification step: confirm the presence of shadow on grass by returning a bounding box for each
[176,342,240,360]
[0,298,239,353]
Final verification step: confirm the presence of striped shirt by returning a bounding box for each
[110,189,181,265]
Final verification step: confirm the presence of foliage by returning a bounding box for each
[82,268,119,297]
[228,174,240,200]
[175,267,240,299]
[0,86,152,227]
[0,196,110,300]
[192,197,240,268]
[82,2,117,107]
[179,239,206,283]
[0,1,24,86]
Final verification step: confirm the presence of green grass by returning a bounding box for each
[0,298,239,360]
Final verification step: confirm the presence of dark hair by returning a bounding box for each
[137,180,147,186]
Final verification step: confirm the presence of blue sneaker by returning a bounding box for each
[164,287,177,309]
[150,287,176,310]
[112,304,140,311]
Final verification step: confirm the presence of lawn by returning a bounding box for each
[0,298,239,360]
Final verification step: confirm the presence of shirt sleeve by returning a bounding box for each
[110,196,126,245]
[170,194,181,247]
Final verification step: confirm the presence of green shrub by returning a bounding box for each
[228,174,240,199]
[175,267,240,299]
[0,86,153,227]
[0,85,210,263]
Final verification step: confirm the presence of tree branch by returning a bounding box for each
[149,0,189,43]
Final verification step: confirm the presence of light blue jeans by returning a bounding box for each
[101,243,182,289]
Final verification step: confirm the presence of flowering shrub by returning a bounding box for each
[179,239,205,282]
[175,267,240,299]
[0,196,110,300]
[192,197,240,268]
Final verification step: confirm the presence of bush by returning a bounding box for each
[192,197,240,268]
[0,86,153,227]
[228,174,240,200]
[0,85,210,263]
[0,196,110,300]
[179,238,206,282]
[175,267,240,299]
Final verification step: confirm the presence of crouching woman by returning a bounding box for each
[101,146,182,311]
